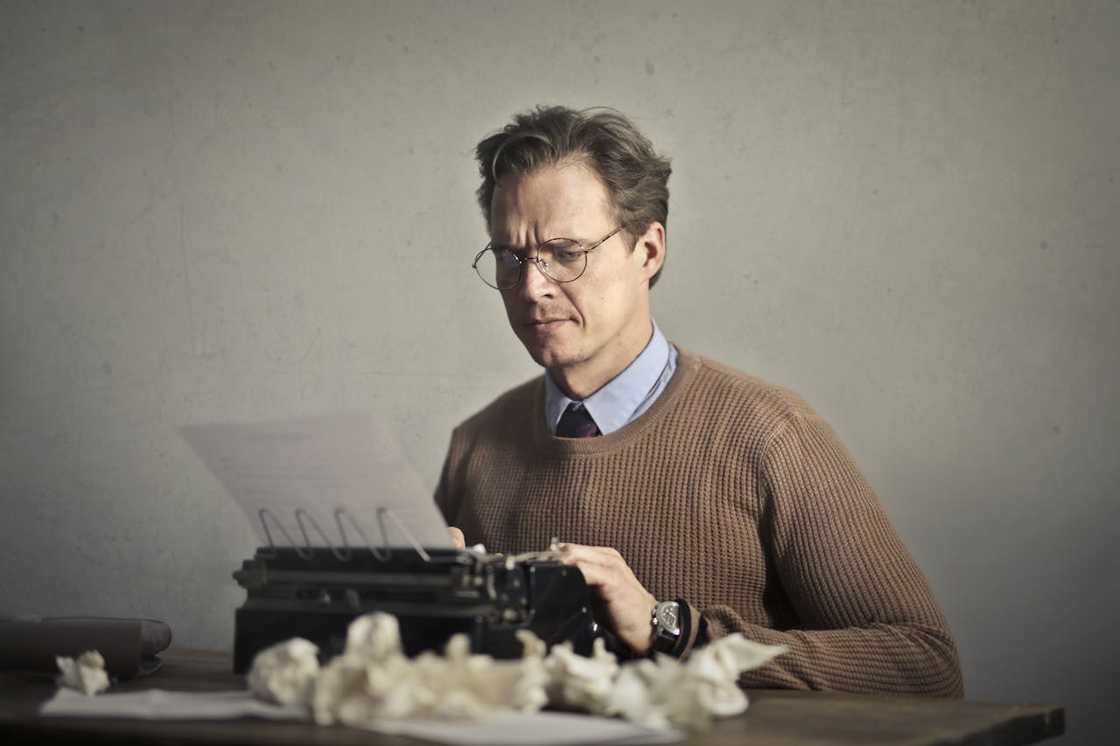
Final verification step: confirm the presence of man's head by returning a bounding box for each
[476,106,671,288]
[474,106,672,397]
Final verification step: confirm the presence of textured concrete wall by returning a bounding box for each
[2,1,1115,742]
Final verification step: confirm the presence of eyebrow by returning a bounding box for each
[491,236,582,250]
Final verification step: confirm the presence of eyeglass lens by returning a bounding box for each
[476,239,587,289]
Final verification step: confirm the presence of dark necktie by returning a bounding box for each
[556,402,601,438]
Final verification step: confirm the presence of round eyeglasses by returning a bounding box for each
[472,227,622,290]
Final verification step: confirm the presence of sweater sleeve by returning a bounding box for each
[433,440,456,524]
[702,412,965,698]
[433,426,487,544]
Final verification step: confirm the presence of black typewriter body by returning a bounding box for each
[232,547,601,673]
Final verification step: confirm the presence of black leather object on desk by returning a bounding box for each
[0,616,172,679]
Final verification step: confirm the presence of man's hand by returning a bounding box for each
[556,543,657,655]
[448,527,466,549]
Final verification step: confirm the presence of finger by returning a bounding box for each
[555,543,621,569]
[556,542,617,556]
[564,556,613,588]
[562,555,642,600]
[557,553,616,582]
[447,526,466,550]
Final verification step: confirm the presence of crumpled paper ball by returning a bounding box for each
[687,634,785,718]
[249,612,788,733]
[344,612,401,662]
[56,650,110,696]
[304,612,550,729]
[546,634,788,732]
[544,638,619,715]
[246,637,320,707]
[604,636,788,731]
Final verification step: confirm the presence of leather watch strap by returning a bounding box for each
[672,598,692,657]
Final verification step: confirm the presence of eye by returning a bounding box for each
[544,240,582,265]
[493,247,522,268]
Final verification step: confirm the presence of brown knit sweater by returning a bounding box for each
[435,349,964,697]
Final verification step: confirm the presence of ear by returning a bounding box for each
[633,221,666,283]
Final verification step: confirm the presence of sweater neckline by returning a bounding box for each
[530,347,703,455]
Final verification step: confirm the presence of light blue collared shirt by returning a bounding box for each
[544,321,678,436]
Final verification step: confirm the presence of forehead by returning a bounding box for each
[489,161,614,242]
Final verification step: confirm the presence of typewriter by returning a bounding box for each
[232,545,603,673]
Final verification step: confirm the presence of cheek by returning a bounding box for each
[578,281,623,328]
[563,288,592,326]
[499,295,524,333]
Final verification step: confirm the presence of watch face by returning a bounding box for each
[656,603,680,634]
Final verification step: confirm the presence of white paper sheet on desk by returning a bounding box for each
[181,413,453,550]
[41,688,306,720]
[41,691,681,745]
[368,712,683,745]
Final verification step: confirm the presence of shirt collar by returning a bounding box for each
[544,321,672,435]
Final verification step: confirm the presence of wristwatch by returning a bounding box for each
[650,599,685,656]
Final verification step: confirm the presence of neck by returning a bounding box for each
[549,317,654,400]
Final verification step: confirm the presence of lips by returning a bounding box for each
[525,318,569,334]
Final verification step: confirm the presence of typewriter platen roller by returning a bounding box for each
[232,547,603,673]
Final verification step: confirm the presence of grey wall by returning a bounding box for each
[2,1,1116,743]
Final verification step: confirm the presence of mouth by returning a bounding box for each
[525,318,569,333]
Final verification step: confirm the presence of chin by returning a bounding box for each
[521,339,579,370]
[526,347,563,369]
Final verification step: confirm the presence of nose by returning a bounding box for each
[515,256,555,301]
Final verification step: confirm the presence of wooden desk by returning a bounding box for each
[0,649,1065,745]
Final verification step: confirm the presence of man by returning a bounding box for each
[435,105,964,696]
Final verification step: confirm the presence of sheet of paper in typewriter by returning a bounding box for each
[181,412,454,552]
